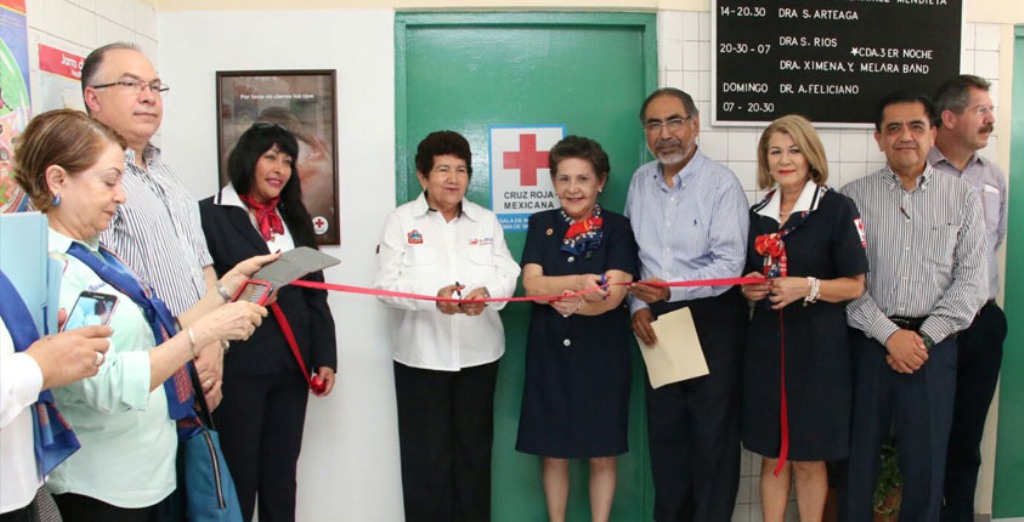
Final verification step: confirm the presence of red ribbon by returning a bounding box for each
[754,233,791,477]
[270,303,326,394]
[289,276,762,304]
[268,275,767,406]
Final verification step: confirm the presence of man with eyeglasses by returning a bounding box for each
[80,42,225,409]
[624,88,749,521]
[928,75,1007,522]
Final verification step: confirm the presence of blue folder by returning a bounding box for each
[0,212,59,335]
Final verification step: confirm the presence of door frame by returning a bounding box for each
[993,23,1024,519]
[394,11,658,205]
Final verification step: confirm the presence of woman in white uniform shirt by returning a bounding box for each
[374,130,520,522]
[0,298,110,522]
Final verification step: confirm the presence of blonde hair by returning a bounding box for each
[12,109,126,211]
[756,115,829,190]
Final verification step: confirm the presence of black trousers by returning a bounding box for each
[841,333,957,522]
[213,371,310,522]
[645,288,747,522]
[52,493,161,522]
[394,360,499,522]
[0,499,37,522]
[942,302,1007,522]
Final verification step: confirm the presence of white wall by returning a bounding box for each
[159,10,402,521]
[24,0,159,115]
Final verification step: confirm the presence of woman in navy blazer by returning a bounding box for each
[199,122,337,522]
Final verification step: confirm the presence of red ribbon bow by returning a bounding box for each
[754,233,785,258]
[240,194,285,241]
[565,216,602,240]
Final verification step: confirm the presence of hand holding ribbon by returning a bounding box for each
[629,277,672,304]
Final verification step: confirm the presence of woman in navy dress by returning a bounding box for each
[740,115,868,521]
[516,136,637,522]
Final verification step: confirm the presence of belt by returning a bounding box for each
[889,316,926,331]
[976,299,997,317]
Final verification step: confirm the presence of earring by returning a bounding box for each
[52,194,61,207]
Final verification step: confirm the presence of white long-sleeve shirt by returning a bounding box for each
[374,194,520,371]
[0,319,44,514]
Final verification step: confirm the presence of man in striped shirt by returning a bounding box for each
[931,75,1008,522]
[626,88,750,522]
[839,92,987,521]
[81,43,225,408]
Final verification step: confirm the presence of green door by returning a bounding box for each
[993,24,1024,519]
[396,12,657,521]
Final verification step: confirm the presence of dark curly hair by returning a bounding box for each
[415,130,472,179]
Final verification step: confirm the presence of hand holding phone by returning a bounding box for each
[61,291,118,332]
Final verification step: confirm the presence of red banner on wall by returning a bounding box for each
[38,44,83,80]
[0,0,27,14]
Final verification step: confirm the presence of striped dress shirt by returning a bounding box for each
[928,148,1007,301]
[624,149,749,313]
[99,145,212,316]
[840,164,987,345]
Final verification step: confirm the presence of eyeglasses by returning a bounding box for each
[90,79,170,95]
[967,104,995,117]
[644,115,693,134]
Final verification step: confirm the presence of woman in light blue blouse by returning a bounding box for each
[12,109,271,521]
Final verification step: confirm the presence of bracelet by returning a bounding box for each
[803,277,821,306]
[186,327,201,357]
[215,280,232,302]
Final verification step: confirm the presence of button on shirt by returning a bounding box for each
[928,148,1007,301]
[374,193,521,371]
[100,145,212,316]
[624,149,749,314]
[841,165,987,345]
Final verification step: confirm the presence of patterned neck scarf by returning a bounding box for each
[240,194,284,241]
[560,204,603,256]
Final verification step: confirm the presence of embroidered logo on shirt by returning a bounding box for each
[407,230,423,244]
[87,282,110,292]
[854,217,867,248]
[468,237,494,246]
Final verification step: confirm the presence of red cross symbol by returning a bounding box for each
[503,134,548,186]
[314,217,326,228]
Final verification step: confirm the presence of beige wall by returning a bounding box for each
[154,0,1024,18]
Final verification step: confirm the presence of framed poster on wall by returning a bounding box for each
[216,70,340,245]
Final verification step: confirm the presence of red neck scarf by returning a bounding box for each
[240,194,284,241]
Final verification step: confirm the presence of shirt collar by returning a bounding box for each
[927,147,988,171]
[414,191,476,222]
[881,163,934,191]
[48,227,100,256]
[214,183,248,210]
[753,180,822,222]
[124,143,160,168]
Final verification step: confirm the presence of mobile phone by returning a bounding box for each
[232,280,273,305]
[61,291,118,332]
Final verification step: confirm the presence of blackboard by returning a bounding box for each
[712,0,962,127]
